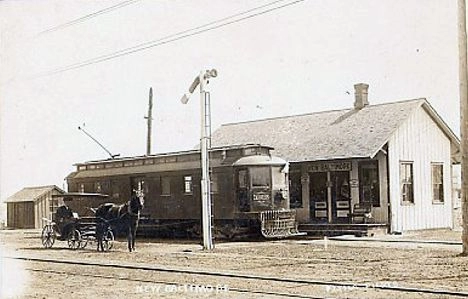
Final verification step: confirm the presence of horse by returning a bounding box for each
[95,191,144,252]
[95,217,110,252]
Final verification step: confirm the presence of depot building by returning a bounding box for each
[211,84,460,233]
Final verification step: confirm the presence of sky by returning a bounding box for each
[0,0,463,221]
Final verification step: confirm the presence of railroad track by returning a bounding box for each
[25,267,321,299]
[7,256,468,298]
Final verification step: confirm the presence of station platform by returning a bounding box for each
[298,223,388,237]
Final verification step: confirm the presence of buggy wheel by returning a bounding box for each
[41,225,56,248]
[103,230,114,251]
[67,229,81,250]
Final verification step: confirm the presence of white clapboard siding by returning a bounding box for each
[388,106,452,232]
[375,152,389,223]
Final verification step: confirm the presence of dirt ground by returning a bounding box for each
[1,229,467,298]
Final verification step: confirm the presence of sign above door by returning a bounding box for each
[308,161,352,173]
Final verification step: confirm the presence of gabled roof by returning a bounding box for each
[211,99,460,162]
[5,185,65,203]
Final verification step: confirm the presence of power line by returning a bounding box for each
[37,0,142,35]
[39,0,296,75]
[37,0,306,77]
[50,0,289,71]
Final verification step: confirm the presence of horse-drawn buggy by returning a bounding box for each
[41,191,144,252]
[41,193,115,251]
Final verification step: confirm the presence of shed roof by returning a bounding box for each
[211,99,460,162]
[5,185,65,203]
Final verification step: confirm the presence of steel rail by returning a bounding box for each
[7,256,468,297]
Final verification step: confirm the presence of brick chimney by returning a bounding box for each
[354,83,369,109]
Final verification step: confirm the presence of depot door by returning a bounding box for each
[309,171,350,223]
[309,172,328,223]
[330,171,351,223]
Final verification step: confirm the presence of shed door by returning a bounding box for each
[24,202,35,228]
[12,202,35,228]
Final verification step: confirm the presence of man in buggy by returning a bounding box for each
[54,199,77,239]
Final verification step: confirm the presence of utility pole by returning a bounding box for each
[180,69,217,251]
[145,87,153,156]
[459,0,468,255]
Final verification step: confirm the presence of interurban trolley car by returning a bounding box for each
[66,144,303,239]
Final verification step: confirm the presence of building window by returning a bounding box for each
[432,163,444,203]
[94,182,102,193]
[243,147,264,156]
[211,174,218,194]
[161,177,171,196]
[184,176,193,194]
[400,162,414,204]
[79,183,85,193]
[144,159,154,165]
[289,172,302,208]
[131,177,146,197]
[238,169,248,189]
[49,198,59,214]
[134,160,143,166]
[359,161,380,207]
[111,180,120,199]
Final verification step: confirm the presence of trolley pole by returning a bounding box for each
[78,125,119,159]
[458,0,468,255]
[180,69,217,251]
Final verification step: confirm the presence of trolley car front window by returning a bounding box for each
[250,167,270,188]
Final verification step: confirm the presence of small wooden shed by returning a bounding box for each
[6,185,65,229]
